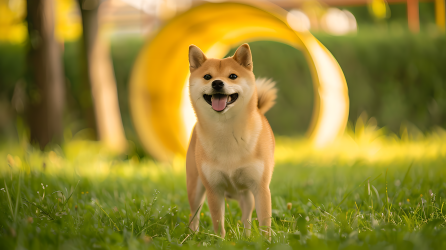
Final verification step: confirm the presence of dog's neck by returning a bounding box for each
[195,96,262,159]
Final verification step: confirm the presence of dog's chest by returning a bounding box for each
[196,119,264,192]
[201,159,264,192]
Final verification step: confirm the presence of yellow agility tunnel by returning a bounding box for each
[129,1,349,161]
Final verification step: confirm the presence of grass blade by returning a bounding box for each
[165,226,172,242]
[400,161,414,187]
[200,232,225,241]
[95,201,120,231]
[336,173,382,209]
[225,217,237,240]
[187,204,201,231]
[63,180,80,207]
[225,198,234,226]
[248,219,260,237]
[13,173,21,221]
[4,179,15,221]
[385,168,389,221]
[135,223,157,237]
[392,162,414,202]
[22,198,55,221]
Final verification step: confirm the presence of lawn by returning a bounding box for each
[1,124,446,249]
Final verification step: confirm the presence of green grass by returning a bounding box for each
[1,135,446,249]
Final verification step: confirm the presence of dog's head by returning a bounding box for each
[188,44,256,117]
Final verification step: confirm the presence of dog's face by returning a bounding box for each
[188,44,256,117]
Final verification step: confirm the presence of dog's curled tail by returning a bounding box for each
[256,78,277,115]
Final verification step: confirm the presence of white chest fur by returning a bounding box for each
[196,116,264,195]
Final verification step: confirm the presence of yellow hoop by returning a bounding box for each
[129,2,349,161]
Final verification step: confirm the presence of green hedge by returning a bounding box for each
[318,31,446,133]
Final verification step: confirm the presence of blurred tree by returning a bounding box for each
[76,0,127,153]
[26,0,65,148]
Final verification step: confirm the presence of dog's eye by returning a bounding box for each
[203,74,212,80]
[229,74,238,80]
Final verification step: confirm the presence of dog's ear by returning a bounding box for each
[232,43,253,71]
[189,45,207,72]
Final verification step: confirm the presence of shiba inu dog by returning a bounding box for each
[186,44,277,238]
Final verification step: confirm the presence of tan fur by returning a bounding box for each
[186,44,276,238]
[256,78,277,115]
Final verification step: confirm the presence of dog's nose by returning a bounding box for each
[212,80,224,90]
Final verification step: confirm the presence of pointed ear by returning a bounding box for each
[232,43,253,71]
[189,45,207,72]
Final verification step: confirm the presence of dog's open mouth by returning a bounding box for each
[203,93,239,112]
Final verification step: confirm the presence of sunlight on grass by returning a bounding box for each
[3,115,445,180]
[276,114,446,164]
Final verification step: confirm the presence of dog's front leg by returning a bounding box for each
[239,190,255,237]
[206,189,226,238]
[254,185,272,239]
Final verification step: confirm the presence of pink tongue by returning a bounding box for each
[212,95,227,111]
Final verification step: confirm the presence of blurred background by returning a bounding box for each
[0,0,445,160]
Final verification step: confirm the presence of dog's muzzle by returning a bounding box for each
[203,93,239,112]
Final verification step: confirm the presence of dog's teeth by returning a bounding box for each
[227,95,231,103]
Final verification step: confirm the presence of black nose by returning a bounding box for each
[212,80,224,90]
